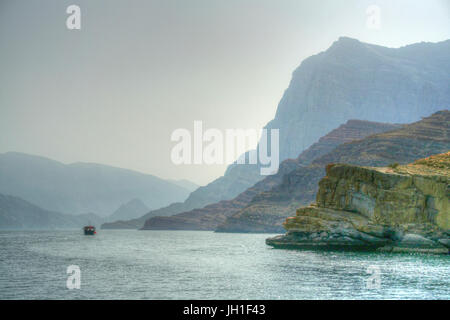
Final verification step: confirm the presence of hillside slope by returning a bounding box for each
[105,198,149,223]
[141,120,401,230]
[0,193,103,230]
[0,153,191,216]
[218,110,450,233]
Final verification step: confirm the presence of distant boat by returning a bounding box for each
[83,225,96,235]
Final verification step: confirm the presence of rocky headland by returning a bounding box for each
[266,152,450,253]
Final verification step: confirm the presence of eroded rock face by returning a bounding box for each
[267,153,450,253]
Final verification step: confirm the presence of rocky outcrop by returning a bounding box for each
[219,110,450,233]
[266,152,450,254]
[142,120,399,230]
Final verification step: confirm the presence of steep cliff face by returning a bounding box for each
[266,153,450,253]
[218,110,450,233]
[142,120,399,231]
[267,37,450,161]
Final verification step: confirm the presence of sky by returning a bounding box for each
[0,0,449,185]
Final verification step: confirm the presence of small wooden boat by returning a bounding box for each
[83,225,96,235]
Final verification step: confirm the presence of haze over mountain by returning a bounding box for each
[3,1,449,186]
[101,161,263,229]
[141,119,402,231]
[0,152,192,217]
[0,193,103,230]
[105,198,150,223]
[266,36,450,160]
[104,37,450,229]
[167,180,199,192]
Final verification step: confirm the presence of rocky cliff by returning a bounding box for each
[218,110,450,233]
[266,37,450,161]
[142,120,400,230]
[266,152,450,253]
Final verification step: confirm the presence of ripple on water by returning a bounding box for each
[0,230,448,299]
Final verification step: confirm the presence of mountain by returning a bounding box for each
[105,198,149,222]
[101,162,262,229]
[0,193,103,230]
[0,152,191,217]
[104,37,450,229]
[266,37,450,161]
[267,152,449,254]
[168,179,199,192]
[218,110,450,233]
[141,119,401,230]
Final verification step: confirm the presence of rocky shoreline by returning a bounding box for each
[267,153,450,254]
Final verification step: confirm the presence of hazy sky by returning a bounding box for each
[1,0,449,185]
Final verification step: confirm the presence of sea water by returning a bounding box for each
[0,230,448,299]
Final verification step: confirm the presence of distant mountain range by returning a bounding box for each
[0,152,193,217]
[0,193,103,230]
[3,37,449,231]
[101,161,263,229]
[167,179,199,192]
[105,198,150,223]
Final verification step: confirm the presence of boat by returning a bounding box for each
[83,225,96,235]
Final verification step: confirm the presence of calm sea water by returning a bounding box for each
[0,230,448,299]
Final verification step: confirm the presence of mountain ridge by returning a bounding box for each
[266,37,450,160]
[140,119,402,231]
[0,193,103,230]
[218,110,450,233]
[0,152,192,216]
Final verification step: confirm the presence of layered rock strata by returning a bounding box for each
[267,152,450,253]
